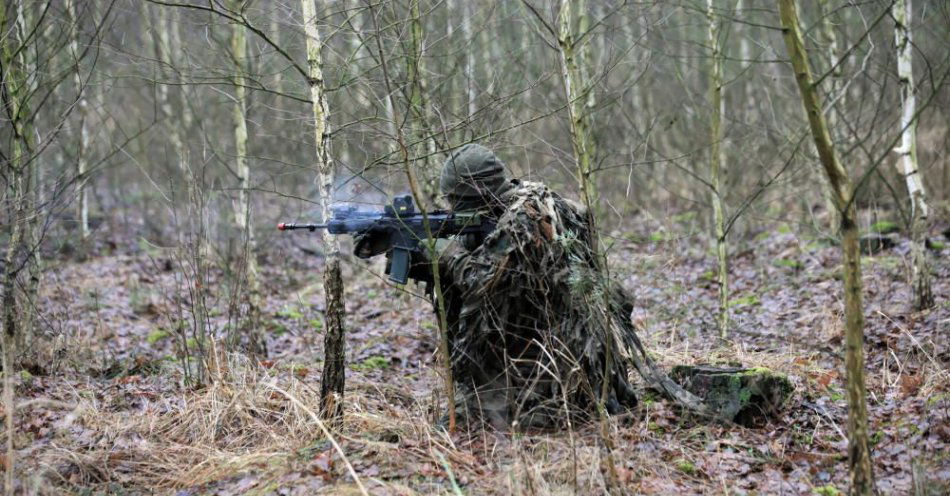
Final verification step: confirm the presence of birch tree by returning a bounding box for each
[1,0,39,357]
[707,0,729,339]
[228,0,264,355]
[556,0,596,222]
[406,0,439,201]
[67,0,92,243]
[300,0,348,423]
[1,4,35,488]
[778,1,875,493]
[152,4,190,173]
[554,1,620,489]
[893,0,933,310]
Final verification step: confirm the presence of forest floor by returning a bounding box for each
[10,214,950,495]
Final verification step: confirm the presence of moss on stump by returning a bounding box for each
[670,365,793,425]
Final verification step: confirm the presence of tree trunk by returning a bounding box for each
[67,0,92,243]
[301,0,348,424]
[893,0,933,310]
[462,0,476,120]
[817,0,843,231]
[707,0,729,340]
[778,1,876,494]
[1,2,36,489]
[556,1,621,491]
[557,0,596,224]
[229,0,264,356]
[18,1,42,345]
[406,0,439,204]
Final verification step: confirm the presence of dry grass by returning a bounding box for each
[20,346,668,494]
[25,350,324,492]
[16,333,946,494]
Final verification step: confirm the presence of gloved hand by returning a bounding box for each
[424,238,463,266]
[353,227,391,259]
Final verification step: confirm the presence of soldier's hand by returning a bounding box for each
[353,227,391,259]
[432,238,463,266]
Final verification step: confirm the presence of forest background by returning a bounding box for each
[1,0,948,494]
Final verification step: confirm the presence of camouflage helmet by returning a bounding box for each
[440,144,510,209]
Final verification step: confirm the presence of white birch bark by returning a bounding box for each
[300,0,348,422]
[462,0,476,119]
[893,0,933,309]
[153,5,191,174]
[229,0,257,284]
[67,0,91,241]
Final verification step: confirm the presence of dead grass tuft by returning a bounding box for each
[38,352,324,490]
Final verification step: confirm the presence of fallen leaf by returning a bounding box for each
[899,374,923,397]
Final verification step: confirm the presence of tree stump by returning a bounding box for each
[670,365,793,425]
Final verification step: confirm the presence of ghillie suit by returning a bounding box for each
[436,176,704,429]
[352,144,706,428]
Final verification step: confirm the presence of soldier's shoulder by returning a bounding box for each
[504,180,586,217]
[503,180,552,202]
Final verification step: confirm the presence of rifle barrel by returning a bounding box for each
[277,222,327,231]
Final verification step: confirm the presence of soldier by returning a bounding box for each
[358,144,702,429]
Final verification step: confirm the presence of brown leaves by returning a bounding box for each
[899,374,923,397]
[815,370,838,389]
[308,451,334,479]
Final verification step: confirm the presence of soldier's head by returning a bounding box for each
[440,144,512,211]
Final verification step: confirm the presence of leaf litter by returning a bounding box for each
[8,220,949,494]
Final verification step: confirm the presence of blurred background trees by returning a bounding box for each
[1,0,946,396]
[1,0,946,383]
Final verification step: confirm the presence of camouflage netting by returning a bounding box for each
[437,181,706,428]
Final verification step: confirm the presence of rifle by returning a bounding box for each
[278,195,491,284]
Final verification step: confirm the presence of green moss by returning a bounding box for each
[739,367,776,377]
[353,356,389,371]
[649,231,669,243]
[699,270,715,282]
[926,393,948,407]
[277,306,304,320]
[623,232,647,244]
[929,240,946,250]
[813,484,842,496]
[727,295,760,308]
[19,370,34,382]
[870,430,885,445]
[672,211,697,223]
[675,459,697,475]
[829,391,844,402]
[647,421,664,434]
[870,220,900,234]
[861,256,900,270]
[777,224,792,234]
[738,388,753,406]
[773,258,803,269]
[147,329,170,344]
